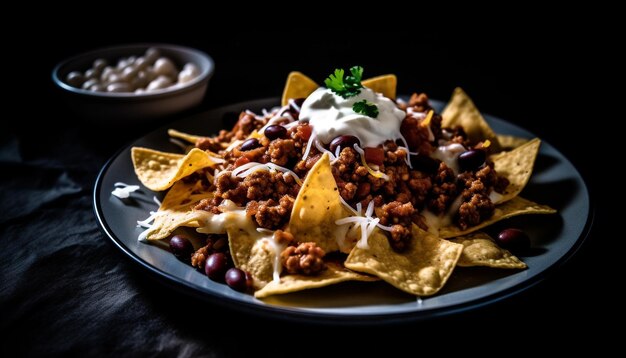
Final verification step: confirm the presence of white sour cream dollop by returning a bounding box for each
[299,87,406,148]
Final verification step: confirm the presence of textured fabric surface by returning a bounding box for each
[0,120,607,357]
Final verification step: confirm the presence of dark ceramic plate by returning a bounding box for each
[94,97,592,324]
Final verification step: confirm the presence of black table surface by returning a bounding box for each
[1,31,613,356]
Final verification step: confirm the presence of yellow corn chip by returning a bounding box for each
[442,87,502,152]
[254,262,378,298]
[439,196,556,238]
[226,212,276,289]
[497,134,530,151]
[131,147,217,191]
[345,225,463,296]
[450,232,526,269]
[167,129,205,144]
[281,71,318,106]
[140,180,212,241]
[492,138,541,203]
[362,74,397,100]
[289,153,355,253]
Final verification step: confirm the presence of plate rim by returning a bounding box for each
[92,96,595,324]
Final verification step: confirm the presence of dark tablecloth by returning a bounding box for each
[1,32,612,356]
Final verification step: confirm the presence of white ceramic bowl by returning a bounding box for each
[52,43,214,121]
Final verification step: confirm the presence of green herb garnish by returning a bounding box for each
[324,66,364,99]
[353,100,379,118]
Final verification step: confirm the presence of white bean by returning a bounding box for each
[107,73,123,85]
[100,66,119,82]
[107,82,132,92]
[67,48,199,94]
[82,79,99,90]
[134,56,148,70]
[154,57,177,78]
[89,83,106,92]
[117,58,129,69]
[144,48,160,64]
[178,63,200,84]
[131,71,150,89]
[121,65,138,82]
[146,75,173,91]
[66,71,85,88]
[93,58,107,71]
[85,68,100,80]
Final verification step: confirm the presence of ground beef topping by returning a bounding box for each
[246,195,295,229]
[281,242,326,275]
[190,93,511,252]
[191,235,228,269]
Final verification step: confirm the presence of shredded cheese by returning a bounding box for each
[301,131,316,161]
[338,195,359,216]
[137,211,160,242]
[421,110,434,127]
[245,109,265,121]
[206,154,225,164]
[352,144,390,181]
[397,132,412,165]
[314,139,337,161]
[335,201,393,249]
[224,139,244,153]
[169,138,189,152]
[112,182,140,199]
[288,98,302,112]
[231,161,303,186]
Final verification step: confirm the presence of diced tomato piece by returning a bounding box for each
[234,156,250,168]
[400,117,421,151]
[298,124,312,141]
[364,147,384,166]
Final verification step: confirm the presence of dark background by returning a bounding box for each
[1,29,611,356]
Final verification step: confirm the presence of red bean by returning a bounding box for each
[240,138,261,151]
[329,135,360,154]
[497,228,530,254]
[205,253,229,281]
[458,149,486,172]
[287,98,306,120]
[410,154,439,173]
[264,125,287,140]
[225,268,249,292]
[169,235,193,261]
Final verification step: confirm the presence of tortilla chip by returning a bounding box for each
[254,262,377,298]
[442,87,502,152]
[362,74,397,100]
[497,134,529,151]
[492,138,541,203]
[281,71,318,106]
[289,153,353,253]
[439,196,556,238]
[131,147,217,191]
[450,232,527,269]
[168,129,205,144]
[345,225,463,296]
[140,180,212,241]
[225,212,275,289]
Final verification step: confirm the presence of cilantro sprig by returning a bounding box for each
[353,100,379,118]
[324,66,364,99]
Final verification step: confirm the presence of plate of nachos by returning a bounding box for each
[94,67,591,322]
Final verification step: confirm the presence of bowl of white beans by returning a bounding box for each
[53,43,214,121]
